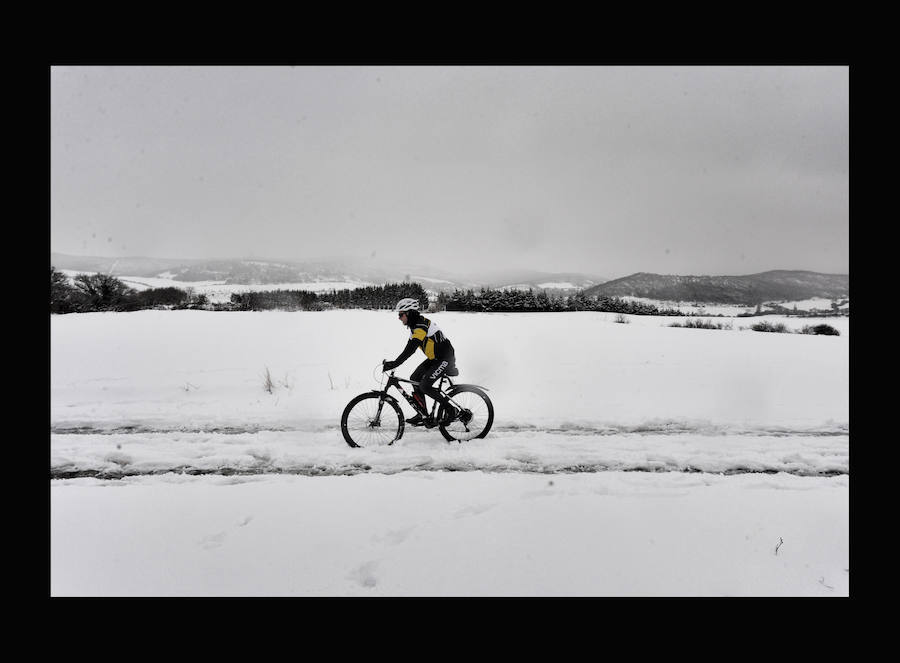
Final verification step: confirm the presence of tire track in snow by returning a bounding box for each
[50,454,849,480]
[50,465,848,480]
[50,421,849,438]
[51,423,849,480]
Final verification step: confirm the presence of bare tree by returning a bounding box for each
[71,272,135,311]
[50,266,75,313]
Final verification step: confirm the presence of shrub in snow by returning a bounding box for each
[135,287,189,308]
[669,319,732,330]
[799,324,840,336]
[751,321,790,333]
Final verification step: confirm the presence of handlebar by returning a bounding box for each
[373,361,395,384]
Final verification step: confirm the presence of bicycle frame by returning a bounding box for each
[384,371,452,420]
[371,370,489,421]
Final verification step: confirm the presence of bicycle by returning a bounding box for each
[340,363,494,448]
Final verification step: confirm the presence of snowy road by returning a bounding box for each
[51,423,849,479]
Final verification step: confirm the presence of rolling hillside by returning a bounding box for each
[583,270,849,305]
[49,253,606,294]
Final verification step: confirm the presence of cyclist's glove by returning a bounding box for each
[382,360,400,371]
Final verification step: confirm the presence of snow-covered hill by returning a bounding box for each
[585,270,849,305]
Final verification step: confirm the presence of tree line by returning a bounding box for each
[227,282,430,311]
[441,288,684,315]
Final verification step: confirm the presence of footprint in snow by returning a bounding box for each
[349,561,378,589]
[454,504,495,518]
[373,526,415,546]
[199,531,227,550]
[521,489,555,500]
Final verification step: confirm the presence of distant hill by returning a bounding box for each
[50,254,397,285]
[49,254,202,277]
[49,253,607,294]
[467,269,606,293]
[583,270,849,305]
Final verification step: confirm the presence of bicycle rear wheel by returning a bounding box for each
[341,393,404,448]
[437,385,493,442]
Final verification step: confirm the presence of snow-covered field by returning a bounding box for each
[50,309,849,596]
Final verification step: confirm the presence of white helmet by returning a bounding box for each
[394,298,420,313]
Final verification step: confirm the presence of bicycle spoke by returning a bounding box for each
[342,395,401,447]
[441,390,491,441]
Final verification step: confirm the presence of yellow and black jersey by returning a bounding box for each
[393,313,455,364]
[408,316,451,360]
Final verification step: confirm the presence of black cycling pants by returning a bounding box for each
[411,356,455,407]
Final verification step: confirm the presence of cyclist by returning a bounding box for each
[382,297,459,428]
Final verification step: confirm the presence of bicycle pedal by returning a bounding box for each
[406,414,426,427]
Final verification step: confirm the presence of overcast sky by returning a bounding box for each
[50,65,848,278]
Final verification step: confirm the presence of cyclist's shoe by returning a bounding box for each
[441,405,459,425]
[458,409,473,425]
[423,416,438,429]
[406,413,426,426]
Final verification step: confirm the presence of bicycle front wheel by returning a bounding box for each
[341,393,404,448]
[438,385,494,442]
